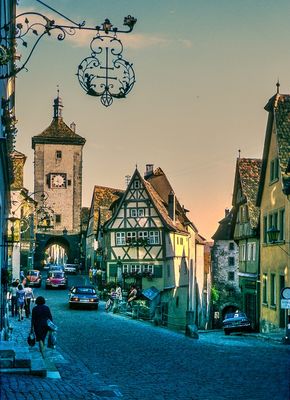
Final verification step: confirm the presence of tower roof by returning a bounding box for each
[32,95,86,148]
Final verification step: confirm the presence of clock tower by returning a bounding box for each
[31,94,86,266]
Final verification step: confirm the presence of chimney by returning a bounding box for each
[70,122,76,132]
[144,164,154,179]
[225,208,230,217]
[168,191,176,221]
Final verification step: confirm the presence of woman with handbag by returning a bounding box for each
[31,296,53,358]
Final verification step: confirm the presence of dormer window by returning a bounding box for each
[56,150,62,160]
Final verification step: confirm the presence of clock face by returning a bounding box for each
[51,173,66,188]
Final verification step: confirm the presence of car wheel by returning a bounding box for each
[225,330,230,335]
[69,303,73,309]
[45,286,49,290]
[95,304,99,310]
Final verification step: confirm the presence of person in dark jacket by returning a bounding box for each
[31,296,53,358]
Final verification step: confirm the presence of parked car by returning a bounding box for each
[45,271,68,289]
[223,311,252,335]
[64,264,78,274]
[26,270,42,288]
[68,285,99,309]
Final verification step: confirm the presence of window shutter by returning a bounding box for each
[154,265,163,278]
[109,264,117,277]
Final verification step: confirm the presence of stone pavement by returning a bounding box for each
[0,314,123,400]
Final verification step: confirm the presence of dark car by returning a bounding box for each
[223,312,252,335]
[26,270,42,288]
[45,271,68,289]
[69,286,99,309]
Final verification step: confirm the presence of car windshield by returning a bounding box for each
[51,272,64,278]
[28,271,38,276]
[225,312,246,319]
[75,288,95,295]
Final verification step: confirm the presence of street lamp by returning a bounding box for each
[267,226,280,244]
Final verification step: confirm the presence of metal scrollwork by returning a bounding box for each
[0,12,77,78]
[77,35,136,107]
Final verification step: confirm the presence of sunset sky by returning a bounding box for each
[15,0,290,240]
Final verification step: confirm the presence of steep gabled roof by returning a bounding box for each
[32,118,86,147]
[232,158,262,229]
[145,167,197,230]
[212,209,234,241]
[105,168,191,234]
[90,185,124,235]
[257,93,290,203]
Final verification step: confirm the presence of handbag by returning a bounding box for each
[27,332,36,347]
[47,319,58,331]
[47,331,57,349]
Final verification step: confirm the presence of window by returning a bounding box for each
[122,264,129,273]
[130,209,137,217]
[228,271,235,281]
[138,209,145,217]
[126,232,136,243]
[131,264,141,273]
[149,231,160,244]
[229,242,235,251]
[167,264,171,277]
[240,244,246,261]
[228,257,235,266]
[279,209,285,241]
[270,274,276,306]
[56,150,62,159]
[134,180,140,189]
[116,232,125,245]
[138,231,148,239]
[143,265,154,274]
[262,273,268,304]
[263,216,268,243]
[247,242,256,261]
[240,205,248,222]
[180,237,183,245]
[55,214,61,223]
[270,158,279,182]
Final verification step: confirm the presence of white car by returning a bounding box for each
[64,264,78,274]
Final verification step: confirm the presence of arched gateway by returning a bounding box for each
[31,93,86,269]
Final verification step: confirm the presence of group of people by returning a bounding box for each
[106,284,141,311]
[9,277,54,359]
[9,278,35,320]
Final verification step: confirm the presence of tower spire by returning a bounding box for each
[53,85,63,119]
[276,79,280,94]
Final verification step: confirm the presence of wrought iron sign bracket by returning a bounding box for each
[0,0,137,106]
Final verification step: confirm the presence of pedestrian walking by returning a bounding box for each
[31,296,53,359]
[115,284,122,302]
[24,285,35,318]
[92,267,97,285]
[16,284,26,321]
[89,268,93,282]
[9,279,19,317]
[127,284,137,309]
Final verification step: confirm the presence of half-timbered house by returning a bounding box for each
[103,165,207,330]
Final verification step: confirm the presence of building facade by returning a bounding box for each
[257,90,290,333]
[211,209,241,327]
[31,95,86,267]
[232,158,262,331]
[0,0,16,338]
[102,165,207,330]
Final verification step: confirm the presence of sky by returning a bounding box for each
[14,0,290,240]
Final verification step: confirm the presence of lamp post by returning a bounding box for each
[267,227,290,344]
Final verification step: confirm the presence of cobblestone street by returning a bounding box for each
[1,280,289,400]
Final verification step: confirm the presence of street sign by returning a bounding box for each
[281,287,290,300]
[281,299,290,309]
